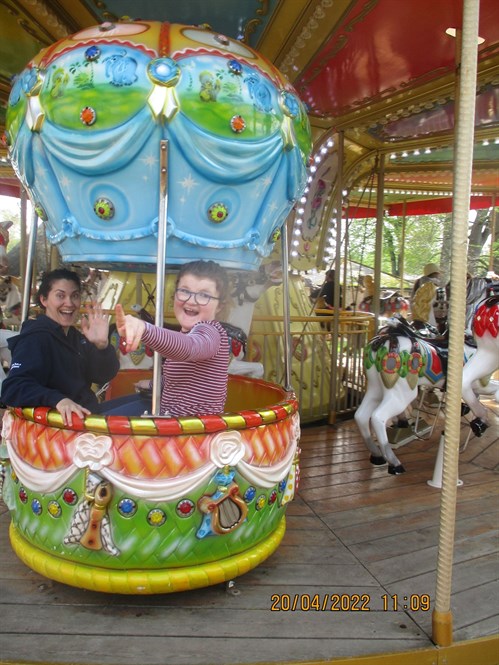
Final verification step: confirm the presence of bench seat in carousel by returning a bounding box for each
[0,375,300,594]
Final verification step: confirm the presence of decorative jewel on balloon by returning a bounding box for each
[147,57,181,87]
[93,197,115,220]
[228,59,243,76]
[85,45,101,62]
[230,115,246,133]
[269,227,281,243]
[208,202,229,224]
[80,106,96,126]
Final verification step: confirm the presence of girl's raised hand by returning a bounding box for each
[115,303,146,353]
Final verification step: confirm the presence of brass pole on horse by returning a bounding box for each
[152,140,169,416]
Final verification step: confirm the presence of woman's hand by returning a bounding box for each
[56,397,91,426]
[81,301,110,349]
[115,303,146,353]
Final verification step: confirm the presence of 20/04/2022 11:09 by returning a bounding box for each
[269,593,431,611]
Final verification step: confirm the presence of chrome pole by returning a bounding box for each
[152,140,169,415]
[21,209,39,322]
[280,220,293,391]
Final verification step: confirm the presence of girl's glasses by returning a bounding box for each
[175,287,220,306]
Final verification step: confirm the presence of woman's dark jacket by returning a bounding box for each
[1,314,119,412]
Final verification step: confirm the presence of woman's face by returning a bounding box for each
[39,279,81,330]
[174,273,221,332]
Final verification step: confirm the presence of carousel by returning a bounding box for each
[0,20,311,594]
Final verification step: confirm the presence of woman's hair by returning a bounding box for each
[37,268,81,308]
[175,260,230,305]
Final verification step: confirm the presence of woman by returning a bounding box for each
[1,268,119,425]
[115,260,230,417]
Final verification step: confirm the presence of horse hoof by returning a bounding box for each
[470,418,488,437]
[370,455,387,466]
[461,403,471,416]
[388,464,406,475]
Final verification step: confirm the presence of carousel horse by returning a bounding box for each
[0,221,13,276]
[357,275,409,318]
[0,275,22,328]
[354,291,499,474]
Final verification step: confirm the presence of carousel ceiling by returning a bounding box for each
[0,0,498,266]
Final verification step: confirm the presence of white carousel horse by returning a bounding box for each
[354,291,499,474]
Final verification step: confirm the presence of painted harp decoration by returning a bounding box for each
[197,431,248,538]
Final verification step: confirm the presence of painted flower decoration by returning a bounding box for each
[147,57,181,87]
[210,431,245,468]
[1,410,14,442]
[73,433,114,471]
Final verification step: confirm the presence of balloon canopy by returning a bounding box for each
[6,21,312,271]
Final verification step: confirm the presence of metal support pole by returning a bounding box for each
[280,220,293,392]
[373,154,385,332]
[20,190,27,298]
[21,209,38,322]
[400,200,407,292]
[432,0,480,647]
[328,131,344,424]
[489,195,496,274]
[152,140,169,415]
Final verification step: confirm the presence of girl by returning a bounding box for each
[115,260,230,417]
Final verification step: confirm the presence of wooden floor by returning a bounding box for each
[1,398,498,665]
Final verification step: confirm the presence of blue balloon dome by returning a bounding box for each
[6,21,312,271]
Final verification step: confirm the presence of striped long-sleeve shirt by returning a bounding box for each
[141,320,229,417]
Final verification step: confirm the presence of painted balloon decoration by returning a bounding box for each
[5,20,312,270]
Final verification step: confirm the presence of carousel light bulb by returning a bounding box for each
[310,165,317,173]
[291,250,298,257]
[300,196,307,203]
[297,207,304,214]
[293,240,299,246]
[294,229,301,235]
[425,148,431,153]
[295,218,303,225]
[390,153,397,159]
